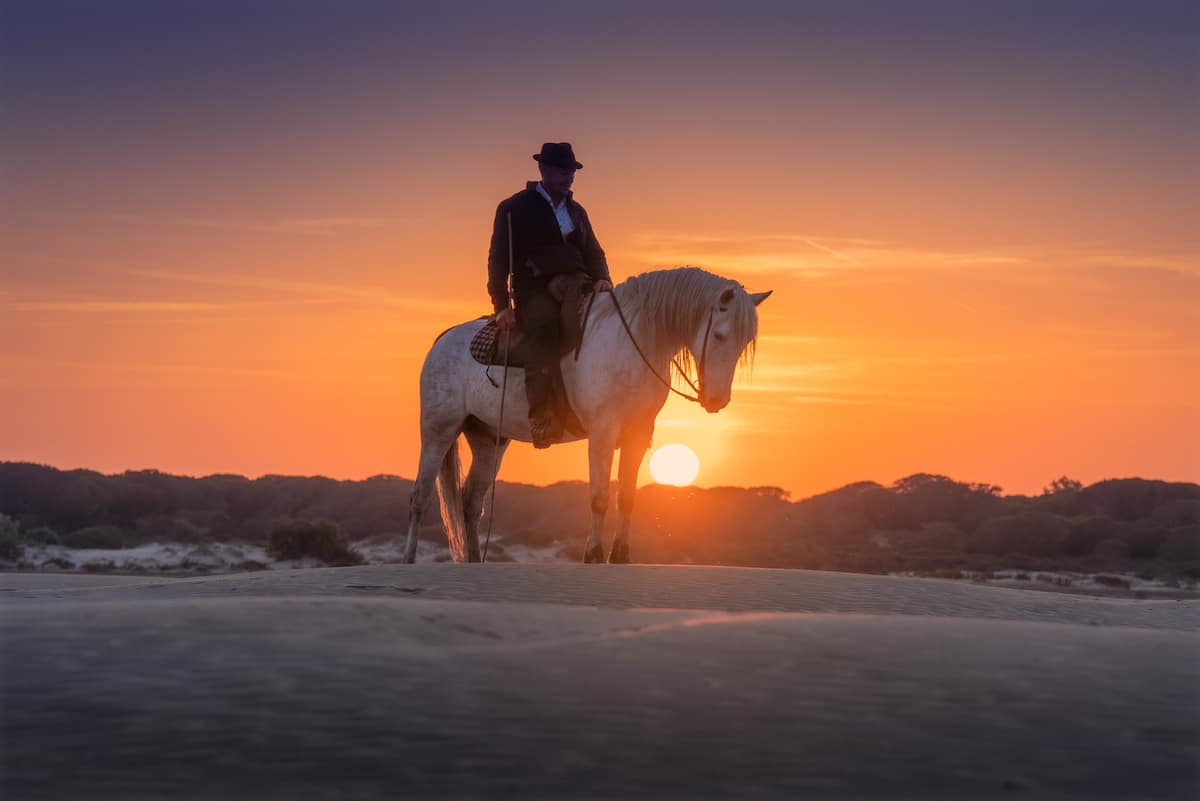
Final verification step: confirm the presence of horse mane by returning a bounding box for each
[600,266,759,377]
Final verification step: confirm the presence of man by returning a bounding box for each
[487,142,613,448]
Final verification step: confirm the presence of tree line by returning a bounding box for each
[0,462,1197,577]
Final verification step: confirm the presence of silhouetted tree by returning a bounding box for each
[1043,476,1083,495]
[3,461,1199,576]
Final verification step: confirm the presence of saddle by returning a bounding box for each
[469,283,596,368]
[469,280,599,439]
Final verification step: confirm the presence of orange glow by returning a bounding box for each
[3,7,1197,500]
[3,193,1197,499]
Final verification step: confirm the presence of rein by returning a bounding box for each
[589,288,711,405]
[483,212,516,564]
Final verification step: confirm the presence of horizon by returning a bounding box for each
[3,1,1198,499]
[7,459,1195,504]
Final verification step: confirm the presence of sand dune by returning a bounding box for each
[3,564,1197,800]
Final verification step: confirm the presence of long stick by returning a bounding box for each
[483,212,515,563]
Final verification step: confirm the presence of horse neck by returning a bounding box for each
[617,284,707,370]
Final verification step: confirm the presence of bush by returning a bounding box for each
[0,514,23,560]
[1063,516,1122,556]
[906,521,966,553]
[1127,525,1168,559]
[969,513,1070,557]
[21,526,61,545]
[62,526,125,550]
[266,519,364,566]
[1159,526,1200,561]
[1093,537,1129,561]
[170,518,209,544]
[0,531,21,561]
[503,527,562,549]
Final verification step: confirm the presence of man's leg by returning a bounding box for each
[515,290,562,448]
[550,273,587,353]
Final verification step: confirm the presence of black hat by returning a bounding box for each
[533,142,583,170]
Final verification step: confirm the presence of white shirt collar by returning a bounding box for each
[535,182,566,210]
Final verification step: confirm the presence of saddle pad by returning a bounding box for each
[469,320,501,365]
[469,293,598,367]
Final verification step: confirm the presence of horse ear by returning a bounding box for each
[719,287,737,309]
[749,290,773,306]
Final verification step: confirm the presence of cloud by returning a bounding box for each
[3,300,227,312]
[757,334,834,345]
[106,214,392,236]
[783,391,946,410]
[947,256,1031,265]
[627,232,1035,277]
[124,268,476,313]
[1080,254,1200,276]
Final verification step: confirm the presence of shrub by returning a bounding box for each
[170,518,209,544]
[63,526,125,550]
[1093,537,1129,560]
[1127,525,1168,559]
[0,531,21,561]
[1159,526,1200,561]
[0,515,24,560]
[21,526,61,545]
[907,521,966,553]
[1152,500,1200,528]
[969,513,1070,557]
[266,519,364,566]
[503,527,562,549]
[1063,516,1122,556]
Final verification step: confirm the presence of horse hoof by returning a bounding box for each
[583,544,605,564]
[608,542,630,564]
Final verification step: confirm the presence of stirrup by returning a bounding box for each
[530,418,561,449]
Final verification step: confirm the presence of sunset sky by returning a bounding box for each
[2,1,1197,499]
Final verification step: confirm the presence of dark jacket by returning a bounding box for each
[487,181,610,313]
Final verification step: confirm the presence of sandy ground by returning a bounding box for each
[2,564,1198,800]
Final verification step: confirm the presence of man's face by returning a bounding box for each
[539,164,575,199]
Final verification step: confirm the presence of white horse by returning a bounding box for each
[403,266,771,564]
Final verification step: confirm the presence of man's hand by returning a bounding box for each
[495,308,516,330]
[594,280,613,292]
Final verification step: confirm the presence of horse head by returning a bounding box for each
[696,285,772,413]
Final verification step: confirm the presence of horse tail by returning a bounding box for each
[435,435,468,561]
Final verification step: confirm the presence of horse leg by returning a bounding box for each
[584,433,616,563]
[609,439,649,564]
[462,420,510,563]
[403,424,461,564]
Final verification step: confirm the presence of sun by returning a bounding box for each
[648,443,701,487]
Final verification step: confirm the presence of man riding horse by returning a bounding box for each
[487,142,613,448]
